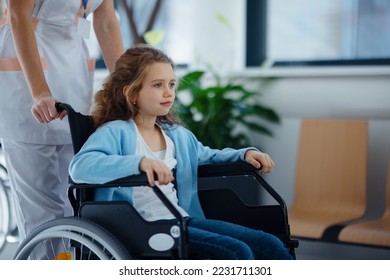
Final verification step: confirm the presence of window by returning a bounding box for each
[86,0,194,68]
[88,0,243,71]
[247,0,390,66]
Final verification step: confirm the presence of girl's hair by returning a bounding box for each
[92,44,182,128]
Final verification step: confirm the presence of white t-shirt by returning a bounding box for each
[133,123,189,221]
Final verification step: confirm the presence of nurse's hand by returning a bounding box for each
[31,93,66,123]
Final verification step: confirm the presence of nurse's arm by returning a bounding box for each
[93,0,124,73]
[8,0,59,123]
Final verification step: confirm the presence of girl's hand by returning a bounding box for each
[139,157,174,186]
[244,149,275,173]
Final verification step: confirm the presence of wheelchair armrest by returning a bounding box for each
[68,173,185,230]
[89,173,150,187]
[198,162,288,212]
[198,161,257,176]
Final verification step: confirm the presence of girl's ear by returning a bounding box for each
[122,85,129,97]
[123,85,137,105]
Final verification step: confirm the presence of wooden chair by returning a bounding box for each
[338,156,390,248]
[288,119,368,240]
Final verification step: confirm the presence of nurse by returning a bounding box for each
[0,0,124,254]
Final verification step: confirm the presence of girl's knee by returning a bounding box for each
[230,242,255,260]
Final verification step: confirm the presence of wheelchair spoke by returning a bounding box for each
[14,217,131,260]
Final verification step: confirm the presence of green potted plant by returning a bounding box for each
[174,70,280,149]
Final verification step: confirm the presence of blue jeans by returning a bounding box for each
[186,217,293,260]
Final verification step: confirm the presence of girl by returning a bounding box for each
[69,44,293,260]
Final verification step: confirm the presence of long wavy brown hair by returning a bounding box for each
[92,44,182,129]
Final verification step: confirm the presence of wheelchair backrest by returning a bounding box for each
[56,102,95,154]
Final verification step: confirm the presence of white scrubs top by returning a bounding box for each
[0,0,102,144]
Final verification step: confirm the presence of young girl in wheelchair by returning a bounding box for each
[69,44,293,260]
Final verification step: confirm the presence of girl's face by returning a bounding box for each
[136,62,176,121]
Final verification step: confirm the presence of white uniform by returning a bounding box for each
[0,0,103,245]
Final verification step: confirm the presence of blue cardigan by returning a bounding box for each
[69,120,254,218]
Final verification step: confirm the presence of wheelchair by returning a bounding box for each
[0,145,18,253]
[13,103,298,260]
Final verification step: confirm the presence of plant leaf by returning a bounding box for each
[177,71,204,91]
[143,31,164,46]
[250,105,280,123]
[214,12,231,27]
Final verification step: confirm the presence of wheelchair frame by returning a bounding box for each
[13,102,298,260]
[0,147,18,253]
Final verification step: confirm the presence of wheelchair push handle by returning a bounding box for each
[55,102,74,115]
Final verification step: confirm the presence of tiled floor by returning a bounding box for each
[295,239,390,260]
[2,238,390,260]
[0,241,17,260]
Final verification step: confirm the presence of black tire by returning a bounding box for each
[14,217,132,260]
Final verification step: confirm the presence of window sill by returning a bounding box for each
[238,65,390,78]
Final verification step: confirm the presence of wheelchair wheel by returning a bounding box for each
[0,164,10,253]
[14,217,132,260]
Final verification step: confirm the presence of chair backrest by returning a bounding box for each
[291,119,368,216]
[56,103,95,154]
[383,156,390,217]
[337,154,390,247]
